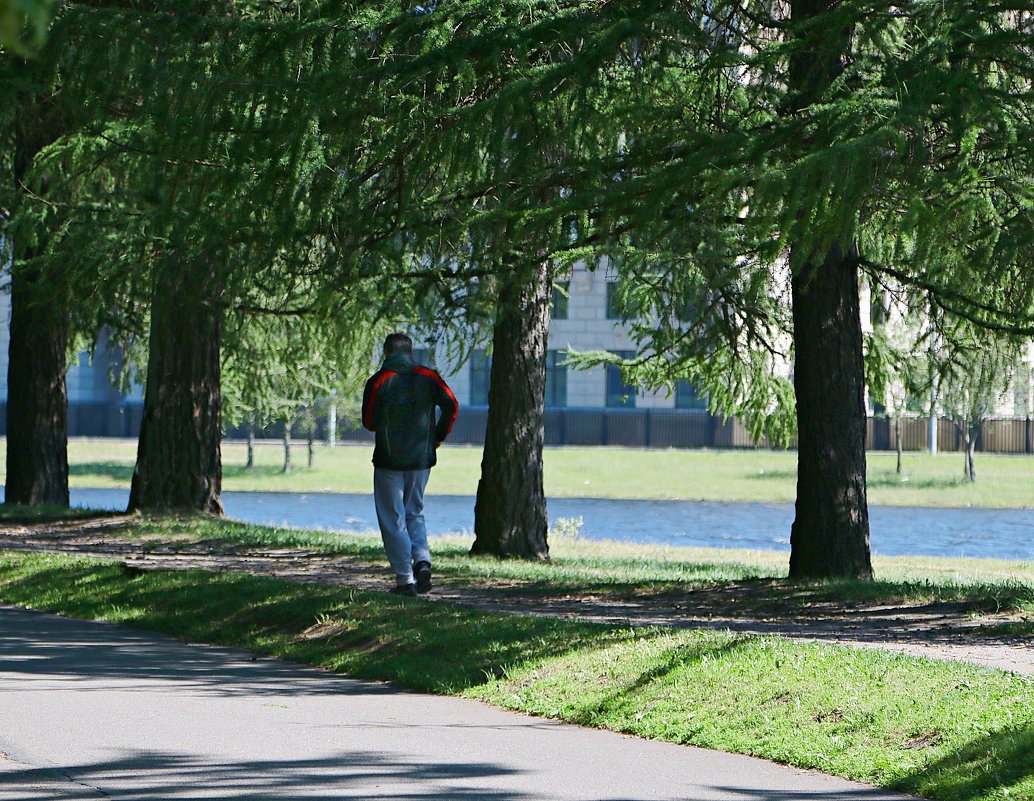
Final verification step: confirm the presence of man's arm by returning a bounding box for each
[414,367,458,443]
[361,374,377,432]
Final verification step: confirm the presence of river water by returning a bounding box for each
[67,488,1033,562]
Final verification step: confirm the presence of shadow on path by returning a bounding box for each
[0,749,918,801]
[0,605,390,698]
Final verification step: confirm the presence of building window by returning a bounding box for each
[605,351,637,408]
[605,281,622,320]
[470,349,492,406]
[551,282,569,320]
[545,351,567,407]
[412,347,434,368]
[675,380,708,410]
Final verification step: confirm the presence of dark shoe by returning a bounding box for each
[414,561,432,594]
[390,583,418,597]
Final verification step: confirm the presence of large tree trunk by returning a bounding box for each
[5,99,69,507]
[471,260,551,560]
[5,258,69,507]
[128,259,223,514]
[789,243,874,579]
[786,0,873,580]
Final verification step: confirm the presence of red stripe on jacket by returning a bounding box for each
[413,366,459,436]
[362,370,397,430]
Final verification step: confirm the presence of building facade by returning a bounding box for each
[422,263,707,412]
[1,261,1031,449]
[0,292,144,436]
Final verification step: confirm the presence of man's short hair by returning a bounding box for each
[383,333,413,355]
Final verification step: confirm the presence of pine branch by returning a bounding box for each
[856,256,1034,336]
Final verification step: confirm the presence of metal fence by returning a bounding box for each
[868,416,1034,454]
[341,408,1034,454]
[2,402,1030,453]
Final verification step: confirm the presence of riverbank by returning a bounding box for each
[11,437,1034,508]
[0,540,1031,801]
[59,486,1034,561]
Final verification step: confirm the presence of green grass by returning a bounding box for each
[0,550,1030,801]
[70,514,1034,623]
[20,437,1034,508]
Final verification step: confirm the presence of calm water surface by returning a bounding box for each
[68,488,1034,562]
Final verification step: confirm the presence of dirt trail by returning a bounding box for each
[1,516,1030,675]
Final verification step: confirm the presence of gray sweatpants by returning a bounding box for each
[373,467,432,586]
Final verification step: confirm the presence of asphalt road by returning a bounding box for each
[0,606,915,800]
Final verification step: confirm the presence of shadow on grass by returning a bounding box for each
[897,724,1034,801]
[222,464,316,480]
[744,469,797,482]
[5,511,1031,634]
[562,636,754,727]
[0,504,121,524]
[69,461,135,481]
[0,555,648,694]
[866,473,967,491]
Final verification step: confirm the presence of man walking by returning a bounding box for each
[361,333,458,596]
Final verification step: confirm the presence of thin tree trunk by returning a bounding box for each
[965,424,977,482]
[128,258,223,514]
[282,420,292,474]
[246,422,255,469]
[471,260,551,559]
[4,99,69,507]
[307,430,314,469]
[895,417,903,475]
[787,0,873,580]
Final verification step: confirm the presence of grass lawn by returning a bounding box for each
[0,549,1030,801]
[124,514,1034,603]
[11,437,1034,508]
[5,508,1031,624]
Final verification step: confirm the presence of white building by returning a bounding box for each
[422,263,707,411]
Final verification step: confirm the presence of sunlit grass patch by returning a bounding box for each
[10,437,1034,508]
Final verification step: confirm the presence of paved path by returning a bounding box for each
[1,518,1030,675]
[0,606,913,801]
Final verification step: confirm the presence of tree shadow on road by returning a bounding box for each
[1,749,530,800]
[0,747,913,800]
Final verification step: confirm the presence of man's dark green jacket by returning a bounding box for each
[361,352,459,470]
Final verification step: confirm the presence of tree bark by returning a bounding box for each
[128,258,223,514]
[964,424,977,482]
[5,258,69,507]
[246,422,255,469]
[307,430,314,469]
[786,0,873,580]
[471,260,551,559]
[4,99,69,507]
[282,419,292,474]
[789,242,874,580]
[895,417,903,474]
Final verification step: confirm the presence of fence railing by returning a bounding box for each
[340,408,1034,454]
[4,402,1030,453]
